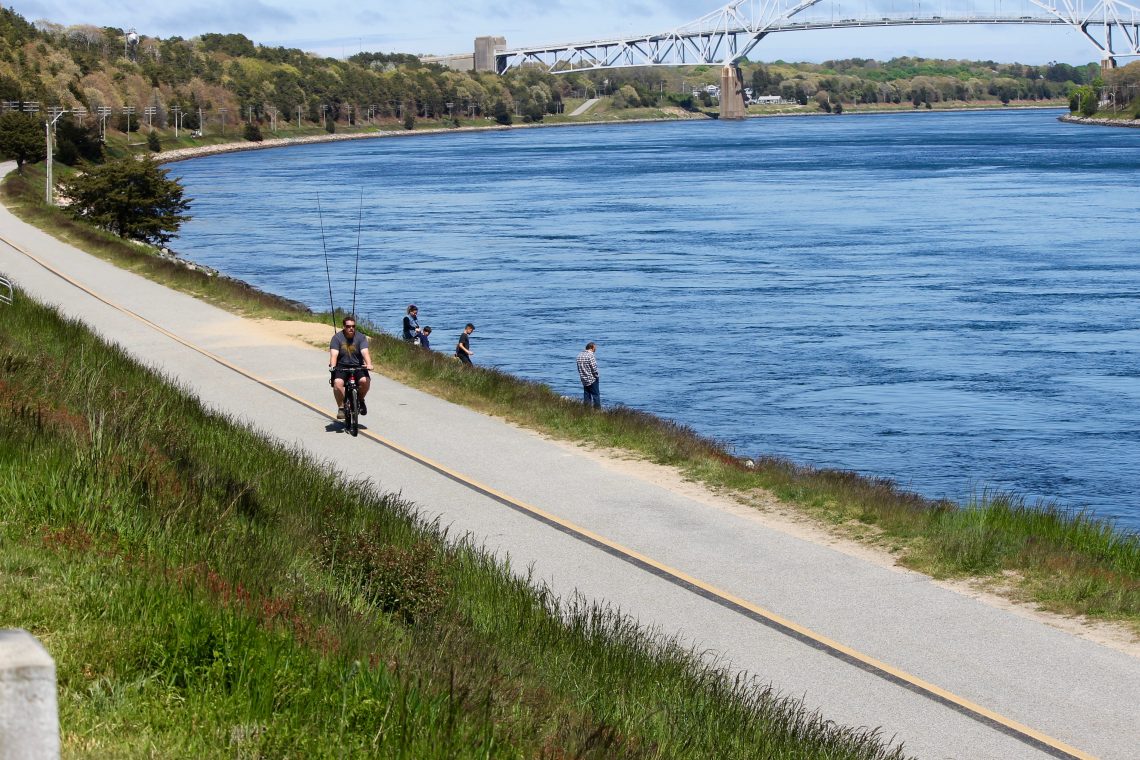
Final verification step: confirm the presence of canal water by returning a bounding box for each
[170,109,1140,531]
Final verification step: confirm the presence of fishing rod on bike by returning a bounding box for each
[351,186,364,321]
[315,189,337,332]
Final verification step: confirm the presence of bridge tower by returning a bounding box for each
[719,64,747,120]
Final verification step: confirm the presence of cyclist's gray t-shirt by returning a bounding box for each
[330,331,368,367]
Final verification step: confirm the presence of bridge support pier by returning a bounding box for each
[719,64,747,120]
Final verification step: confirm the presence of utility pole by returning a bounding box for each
[121,105,135,146]
[171,105,181,138]
[44,107,67,205]
[297,105,302,130]
[198,107,203,135]
[219,108,227,135]
[97,106,111,142]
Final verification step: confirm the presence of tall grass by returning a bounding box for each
[0,289,907,757]
[5,162,1138,629]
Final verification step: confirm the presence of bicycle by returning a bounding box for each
[331,367,365,437]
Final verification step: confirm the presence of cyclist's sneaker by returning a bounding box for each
[337,407,345,420]
[359,399,367,416]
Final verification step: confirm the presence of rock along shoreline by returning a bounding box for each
[1058,114,1140,129]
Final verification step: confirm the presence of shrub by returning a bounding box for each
[146,130,161,152]
[243,122,263,142]
[403,112,415,130]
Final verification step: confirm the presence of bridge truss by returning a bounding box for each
[496,0,1140,73]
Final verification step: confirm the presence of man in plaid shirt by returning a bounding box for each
[576,342,601,409]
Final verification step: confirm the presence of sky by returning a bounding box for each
[10,0,1109,65]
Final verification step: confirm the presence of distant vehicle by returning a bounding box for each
[932,15,942,20]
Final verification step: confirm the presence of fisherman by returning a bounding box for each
[576,342,601,409]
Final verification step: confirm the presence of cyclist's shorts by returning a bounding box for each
[332,367,370,384]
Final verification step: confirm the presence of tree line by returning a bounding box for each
[2,5,1110,147]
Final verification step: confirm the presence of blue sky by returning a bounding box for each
[12,0,1105,64]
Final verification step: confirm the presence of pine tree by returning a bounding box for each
[61,155,191,245]
[0,111,45,171]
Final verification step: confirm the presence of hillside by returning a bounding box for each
[0,5,1112,146]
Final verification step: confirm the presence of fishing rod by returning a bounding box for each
[315,189,336,332]
[351,186,364,321]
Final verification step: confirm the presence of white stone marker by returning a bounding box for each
[0,630,60,760]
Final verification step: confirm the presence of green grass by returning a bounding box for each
[0,288,908,758]
[4,134,1139,632]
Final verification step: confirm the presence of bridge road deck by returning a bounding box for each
[2,162,1138,759]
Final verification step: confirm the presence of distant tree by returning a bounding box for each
[116,113,140,133]
[1070,86,1097,115]
[833,101,844,114]
[523,100,545,122]
[403,112,415,130]
[147,130,161,151]
[0,111,44,171]
[61,155,191,245]
[55,118,103,165]
[243,122,263,141]
[1081,91,1098,116]
[750,64,770,95]
[325,117,336,134]
[493,100,512,125]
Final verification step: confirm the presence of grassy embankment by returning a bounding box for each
[0,287,907,758]
[4,155,1139,634]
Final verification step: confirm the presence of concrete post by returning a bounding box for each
[0,630,59,760]
[719,64,747,120]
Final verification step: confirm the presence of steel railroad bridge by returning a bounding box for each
[495,0,1140,117]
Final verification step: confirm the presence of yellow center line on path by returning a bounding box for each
[1,233,1096,760]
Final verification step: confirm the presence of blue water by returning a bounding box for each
[170,110,1140,532]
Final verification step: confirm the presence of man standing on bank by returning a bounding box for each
[329,316,373,419]
[577,342,601,409]
[455,323,475,366]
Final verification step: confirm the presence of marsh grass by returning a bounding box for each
[0,289,907,757]
[4,159,1138,630]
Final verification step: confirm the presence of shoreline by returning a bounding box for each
[1058,113,1140,129]
[157,102,1071,165]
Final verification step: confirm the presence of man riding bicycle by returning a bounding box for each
[329,316,373,419]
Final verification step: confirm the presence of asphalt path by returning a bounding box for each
[2,162,1137,759]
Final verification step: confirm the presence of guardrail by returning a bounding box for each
[0,275,12,305]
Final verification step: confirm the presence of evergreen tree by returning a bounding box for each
[147,130,161,151]
[0,111,45,171]
[243,122,263,141]
[493,100,512,125]
[61,155,191,245]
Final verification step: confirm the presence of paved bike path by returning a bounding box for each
[2,164,1137,759]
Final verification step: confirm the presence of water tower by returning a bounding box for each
[125,28,139,61]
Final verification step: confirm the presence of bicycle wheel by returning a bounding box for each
[347,384,360,437]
